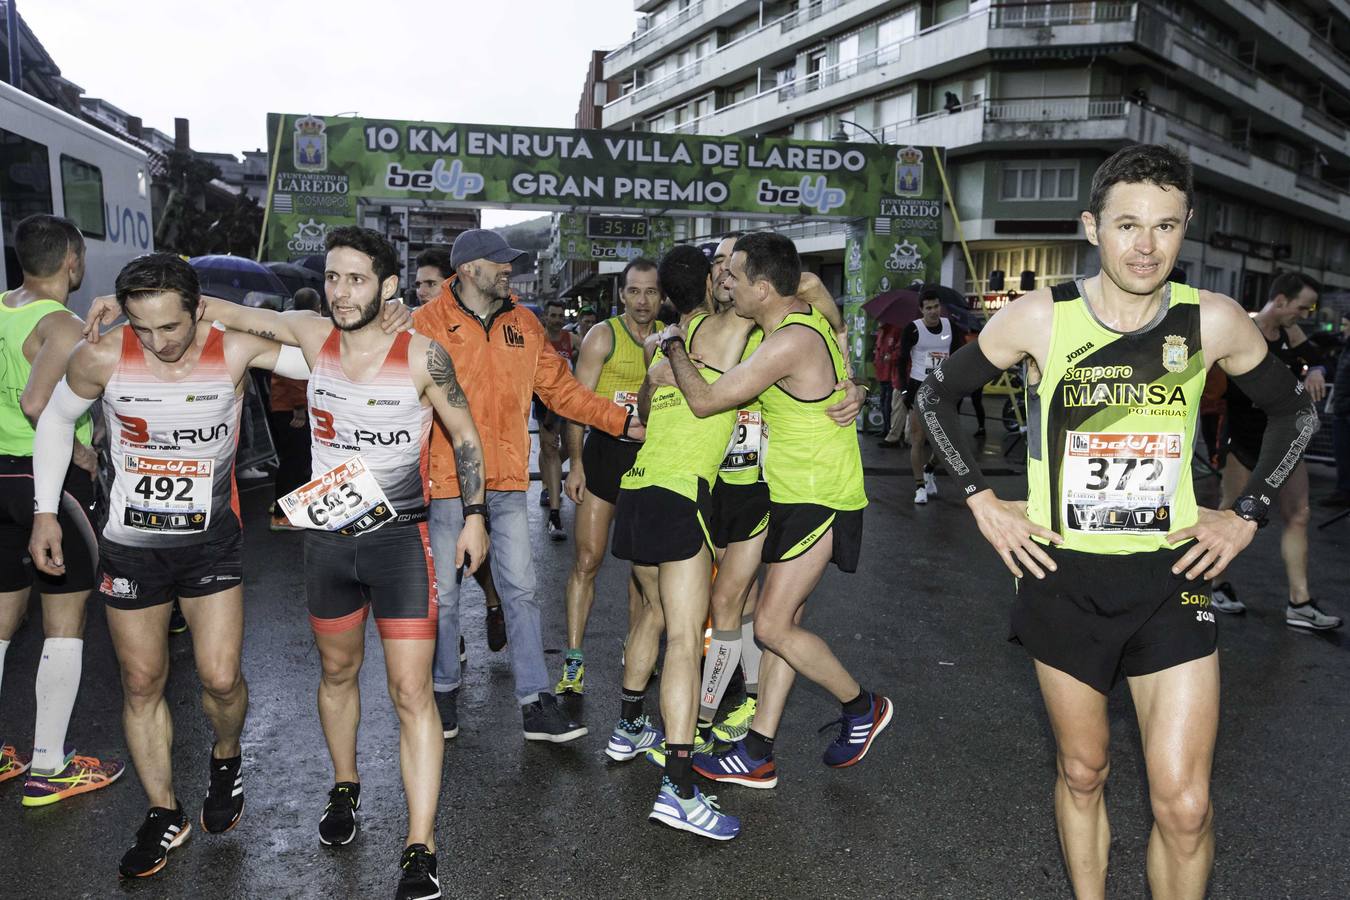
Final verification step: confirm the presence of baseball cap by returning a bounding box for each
[450,229,525,270]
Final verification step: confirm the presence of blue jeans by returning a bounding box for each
[429,492,549,705]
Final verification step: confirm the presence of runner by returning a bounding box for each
[29,252,315,878]
[901,291,966,504]
[659,232,890,790]
[535,298,575,541]
[0,214,123,806]
[1209,272,1341,629]
[558,259,663,696]
[917,144,1319,899]
[148,227,487,900]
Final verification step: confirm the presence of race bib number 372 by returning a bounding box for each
[279,456,395,534]
[1062,432,1184,534]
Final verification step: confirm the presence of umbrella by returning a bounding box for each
[862,289,919,326]
[297,254,326,275]
[189,256,289,307]
[265,261,324,298]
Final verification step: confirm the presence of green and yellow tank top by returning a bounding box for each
[718,327,765,486]
[594,315,662,442]
[0,295,92,456]
[621,315,735,501]
[1026,281,1204,554]
[757,308,866,510]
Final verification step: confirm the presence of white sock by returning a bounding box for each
[740,614,762,694]
[698,631,742,723]
[0,638,9,711]
[33,638,82,774]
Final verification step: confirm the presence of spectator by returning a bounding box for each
[944,90,962,113]
[1324,311,1350,507]
[872,320,903,436]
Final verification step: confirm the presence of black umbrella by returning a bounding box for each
[297,254,326,275]
[265,261,324,298]
[189,255,289,309]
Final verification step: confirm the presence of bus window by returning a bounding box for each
[1,127,54,289]
[60,155,107,240]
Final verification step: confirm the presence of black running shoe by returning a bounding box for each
[318,781,361,846]
[200,752,243,833]
[522,693,588,743]
[436,690,459,740]
[169,601,188,635]
[458,635,467,665]
[396,843,441,900]
[119,806,190,878]
[486,604,507,652]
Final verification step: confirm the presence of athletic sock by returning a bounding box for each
[743,729,774,760]
[619,688,645,727]
[842,689,872,717]
[0,638,9,703]
[739,614,761,695]
[665,744,695,798]
[549,509,562,526]
[33,638,83,774]
[566,648,584,661]
[698,630,742,722]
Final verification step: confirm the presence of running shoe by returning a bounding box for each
[692,739,778,789]
[436,689,459,740]
[458,635,467,665]
[522,693,588,743]
[318,781,361,846]
[605,715,662,762]
[924,471,939,496]
[555,655,585,695]
[169,600,188,635]
[819,693,893,768]
[0,744,30,785]
[539,488,550,507]
[118,806,190,878]
[201,752,243,833]
[913,486,928,505]
[648,780,739,841]
[486,604,507,652]
[1210,582,1245,614]
[547,515,566,542]
[396,843,441,900]
[1286,600,1342,631]
[712,696,757,744]
[22,751,125,807]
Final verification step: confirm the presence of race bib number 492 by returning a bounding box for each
[122,455,213,533]
[1062,432,1184,533]
[278,456,395,534]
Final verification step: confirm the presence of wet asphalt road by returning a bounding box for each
[0,432,1347,900]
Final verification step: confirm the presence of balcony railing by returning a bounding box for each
[606,0,707,63]
[779,0,851,33]
[988,1,1136,28]
[985,94,1127,121]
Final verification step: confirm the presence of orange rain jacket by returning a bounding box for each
[413,278,628,499]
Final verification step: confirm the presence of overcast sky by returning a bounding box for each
[22,0,641,225]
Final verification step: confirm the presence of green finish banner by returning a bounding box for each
[556,214,675,263]
[262,113,928,261]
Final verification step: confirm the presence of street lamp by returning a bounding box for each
[833,119,883,144]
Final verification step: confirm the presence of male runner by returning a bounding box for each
[901,291,966,504]
[660,232,890,789]
[415,246,506,653]
[29,253,311,878]
[536,298,575,541]
[0,214,124,805]
[917,144,1319,900]
[1209,272,1341,629]
[558,259,663,695]
[159,227,488,900]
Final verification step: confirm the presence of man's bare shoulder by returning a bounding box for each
[1195,288,1251,328]
[577,317,614,355]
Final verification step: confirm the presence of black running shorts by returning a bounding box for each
[0,455,98,594]
[1010,545,1217,694]
[761,501,863,573]
[581,431,641,505]
[96,526,243,610]
[611,482,713,566]
[710,478,770,548]
[304,521,437,640]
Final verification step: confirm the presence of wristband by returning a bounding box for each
[661,335,685,356]
[462,503,488,522]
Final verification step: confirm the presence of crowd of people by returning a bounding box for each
[0,142,1341,900]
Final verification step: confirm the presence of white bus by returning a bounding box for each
[1,79,154,317]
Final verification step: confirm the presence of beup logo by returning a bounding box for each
[884,239,925,272]
[294,116,327,172]
[385,160,485,199]
[288,218,329,254]
[895,146,924,196]
[757,176,847,214]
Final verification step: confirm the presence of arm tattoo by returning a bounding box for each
[427,343,468,408]
[453,439,485,503]
[247,328,277,341]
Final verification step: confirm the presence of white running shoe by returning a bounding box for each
[1286,600,1342,631]
[923,471,938,496]
[913,486,928,505]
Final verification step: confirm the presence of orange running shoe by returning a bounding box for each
[0,744,31,785]
[22,751,125,807]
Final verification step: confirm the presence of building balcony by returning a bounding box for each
[1227,0,1350,96]
[605,0,762,78]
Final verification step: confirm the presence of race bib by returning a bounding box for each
[721,410,763,471]
[1062,432,1184,533]
[614,390,639,442]
[923,350,948,375]
[122,455,214,533]
[279,456,395,534]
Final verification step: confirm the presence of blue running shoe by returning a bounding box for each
[648,780,740,841]
[605,715,662,762]
[692,739,778,789]
[820,693,893,768]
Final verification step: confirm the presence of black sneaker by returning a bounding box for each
[318,781,361,846]
[436,690,459,740]
[169,601,188,635]
[396,843,441,899]
[486,604,507,652]
[522,693,588,743]
[458,635,467,665]
[200,752,243,833]
[547,513,565,542]
[118,806,190,878]
[539,488,550,507]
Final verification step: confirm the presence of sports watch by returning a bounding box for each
[1231,495,1268,529]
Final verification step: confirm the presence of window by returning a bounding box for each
[1000,161,1079,201]
[877,8,918,63]
[60,156,106,239]
[800,117,827,141]
[0,128,55,247]
[875,92,915,132]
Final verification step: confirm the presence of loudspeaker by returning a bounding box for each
[988,269,1005,291]
[1020,270,1037,291]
